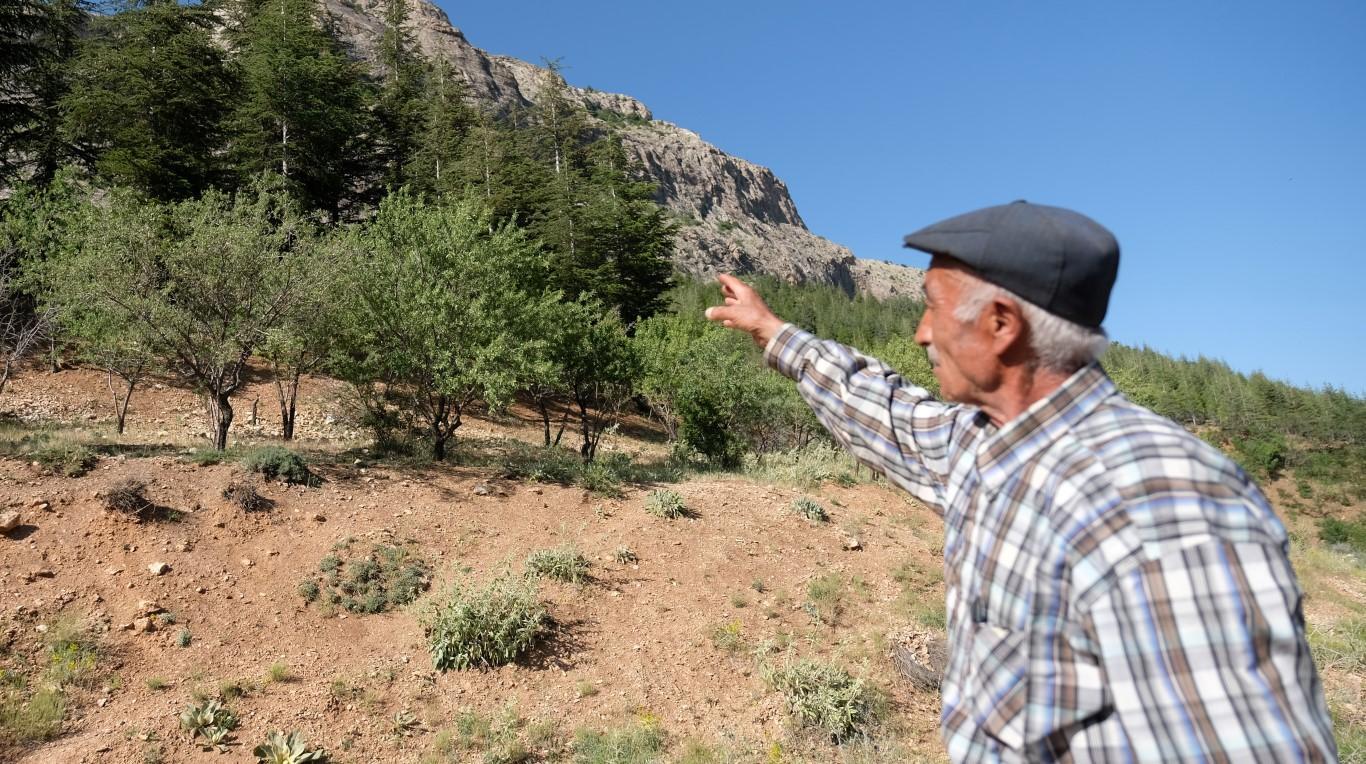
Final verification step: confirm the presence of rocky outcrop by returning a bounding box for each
[326,0,923,298]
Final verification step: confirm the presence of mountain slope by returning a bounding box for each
[326,0,924,299]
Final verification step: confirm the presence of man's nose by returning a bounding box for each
[914,316,931,348]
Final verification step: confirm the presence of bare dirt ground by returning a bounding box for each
[2,364,1362,762]
[1,366,947,763]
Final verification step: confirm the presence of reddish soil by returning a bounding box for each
[0,366,948,763]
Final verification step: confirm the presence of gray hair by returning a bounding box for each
[952,274,1109,373]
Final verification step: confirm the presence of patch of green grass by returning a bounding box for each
[763,660,883,742]
[571,717,666,764]
[265,662,292,684]
[176,628,193,648]
[145,676,168,691]
[710,620,746,656]
[0,674,65,745]
[526,545,591,584]
[804,573,847,626]
[427,705,548,763]
[576,681,599,698]
[644,489,688,519]
[424,573,548,671]
[739,442,861,488]
[301,542,430,614]
[31,443,99,477]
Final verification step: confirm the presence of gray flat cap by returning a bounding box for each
[902,200,1119,328]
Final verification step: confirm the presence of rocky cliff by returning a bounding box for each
[327,0,924,299]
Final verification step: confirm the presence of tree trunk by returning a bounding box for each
[275,372,301,441]
[207,393,234,451]
[107,368,139,435]
[537,399,552,447]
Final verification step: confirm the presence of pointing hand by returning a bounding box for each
[704,274,785,348]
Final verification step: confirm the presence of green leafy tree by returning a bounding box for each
[44,179,320,449]
[333,191,558,460]
[227,0,375,215]
[554,299,639,461]
[61,0,234,199]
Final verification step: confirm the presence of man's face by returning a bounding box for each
[914,260,999,404]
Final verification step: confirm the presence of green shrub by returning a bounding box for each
[1232,431,1288,480]
[177,629,193,648]
[613,547,638,564]
[179,698,237,753]
[301,543,429,614]
[577,461,624,498]
[764,660,881,742]
[1319,515,1366,557]
[644,489,687,519]
[790,497,828,523]
[32,443,99,477]
[252,730,326,763]
[525,546,591,584]
[571,718,665,764]
[243,447,317,486]
[425,573,547,671]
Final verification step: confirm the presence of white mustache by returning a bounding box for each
[926,345,940,368]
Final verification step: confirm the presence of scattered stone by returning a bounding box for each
[843,536,863,551]
[135,600,163,615]
[132,617,155,633]
[311,513,326,522]
[0,511,21,533]
[240,558,254,568]
[148,562,170,575]
[106,566,123,576]
[472,483,493,496]
[24,568,54,582]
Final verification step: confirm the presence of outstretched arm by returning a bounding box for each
[704,274,972,512]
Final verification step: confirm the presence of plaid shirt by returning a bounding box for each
[765,325,1337,763]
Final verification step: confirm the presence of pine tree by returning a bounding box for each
[374,0,425,190]
[60,0,234,200]
[404,58,474,195]
[1,0,86,185]
[227,0,375,215]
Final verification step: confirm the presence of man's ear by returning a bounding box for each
[987,295,1028,356]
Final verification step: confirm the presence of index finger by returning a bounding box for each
[716,273,750,300]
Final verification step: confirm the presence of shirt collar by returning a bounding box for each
[975,362,1117,489]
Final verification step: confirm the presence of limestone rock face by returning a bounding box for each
[326,0,923,298]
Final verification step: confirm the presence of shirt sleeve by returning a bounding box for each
[763,323,965,513]
[1082,538,1337,762]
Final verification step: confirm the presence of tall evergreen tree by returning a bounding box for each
[227,0,375,215]
[404,59,474,195]
[1,0,86,185]
[61,0,234,200]
[374,0,425,190]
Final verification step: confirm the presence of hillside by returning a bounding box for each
[325,0,925,299]
[1,362,1362,762]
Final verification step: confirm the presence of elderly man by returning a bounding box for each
[705,201,1337,762]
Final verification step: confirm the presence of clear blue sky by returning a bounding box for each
[434,1,1366,394]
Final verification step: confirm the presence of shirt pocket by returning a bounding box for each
[968,623,1028,751]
